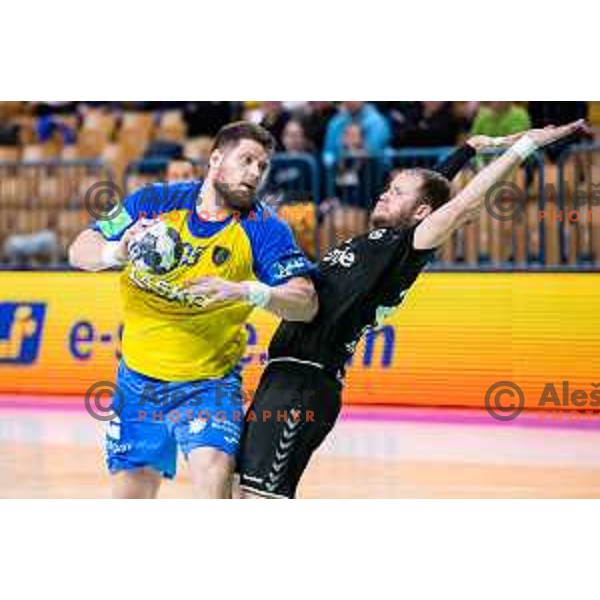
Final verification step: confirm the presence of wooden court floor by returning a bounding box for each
[1,400,600,498]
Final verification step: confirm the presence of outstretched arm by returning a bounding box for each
[414,120,585,250]
[432,143,476,181]
[433,131,537,182]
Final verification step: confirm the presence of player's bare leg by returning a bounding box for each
[231,475,243,499]
[112,468,163,499]
[188,448,235,499]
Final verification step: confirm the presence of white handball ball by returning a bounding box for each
[128,220,184,275]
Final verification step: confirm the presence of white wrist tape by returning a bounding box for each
[508,136,538,161]
[246,282,271,308]
[101,242,126,268]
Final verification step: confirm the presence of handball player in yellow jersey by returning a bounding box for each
[69,122,317,498]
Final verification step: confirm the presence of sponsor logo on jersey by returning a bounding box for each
[180,243,206,267]
[189,418,207,435]
[272,257,311,282]
[323,246,356,268]
[212,246,231,267]
[128,269,208,308]
[368,229,388,241]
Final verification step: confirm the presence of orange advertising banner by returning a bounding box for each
[1,272,600,411]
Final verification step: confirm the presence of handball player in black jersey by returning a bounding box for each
[238,120,585,499]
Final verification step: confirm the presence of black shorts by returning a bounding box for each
[238,360,342,499]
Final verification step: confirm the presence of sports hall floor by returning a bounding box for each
[1,395,600,498]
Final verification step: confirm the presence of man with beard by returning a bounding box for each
[69,122,317,499]
[229,120,585,499]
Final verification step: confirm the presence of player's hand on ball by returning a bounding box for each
[118,219,155,262]
[183,276,248,304]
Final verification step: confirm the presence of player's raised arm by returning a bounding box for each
[413,120,586,250]
[430,130,542,183]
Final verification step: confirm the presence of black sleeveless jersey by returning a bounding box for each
[268,225,435,381]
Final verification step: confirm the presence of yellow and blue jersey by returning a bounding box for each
[93,181,314,382]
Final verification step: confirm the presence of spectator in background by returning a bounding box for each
[391,101,460,148]
[137,139,185,177]
[180,102,238,138]
[334,122,369,206]
[256,102,292,151]
[36,116,77,147]
[470,102,531,138]
[29,102,78,118]
[117,101,156,113]
[318,122,371,250]
[166,157,195,182]
[3,229,59,267]
[301,101,337,152]
[453,101,480,133]
[528,101,588,128]
[272,119,319,259]
[342,121,365,153]
[281,119,314,154]
[528,102,591,161]
[264,120,314,205]
[323,102,391,162]
[3,210,59,268]
[470,102,532,185]
[0,103,27,151]
[0,117,20,148]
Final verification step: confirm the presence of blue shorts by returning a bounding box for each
[105,361,245,479]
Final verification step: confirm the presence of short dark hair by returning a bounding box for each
[170,153,194,164]
[409,168,451,211]
[212,121,276,154]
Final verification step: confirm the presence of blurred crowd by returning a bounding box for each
[0,101,596,268]
[0,101,592,164]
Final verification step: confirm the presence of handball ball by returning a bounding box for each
[128,220,183,275]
